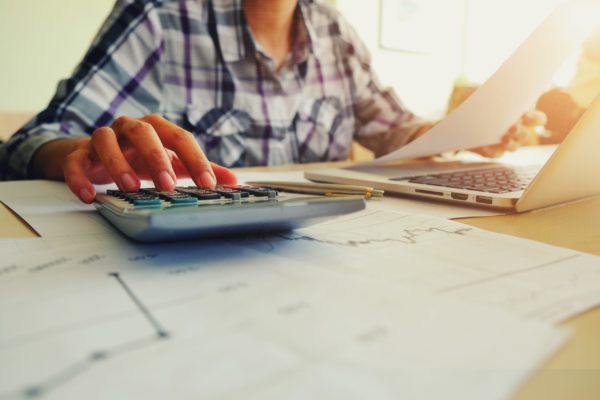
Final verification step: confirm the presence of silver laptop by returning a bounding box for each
[306,93,600,212]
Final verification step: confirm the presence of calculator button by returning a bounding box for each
[132,198,163,207]
[107,190,127,199]
[222,185,278,199]
[118,192,162,206]
[176,188,222,201]
[209,188,245,201]
[140,189,198,206]
[167,197,198,205]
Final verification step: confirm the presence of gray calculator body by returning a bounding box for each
[95,188,365,242]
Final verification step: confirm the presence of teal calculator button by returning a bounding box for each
[133,199,163,207]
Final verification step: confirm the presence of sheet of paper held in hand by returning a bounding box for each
[362,0,600,165]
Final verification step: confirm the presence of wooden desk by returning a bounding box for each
[1,162,600,400]
[461,198,600,400]
[0,112,33,140]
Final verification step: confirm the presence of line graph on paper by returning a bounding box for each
[274,225,472,248]
[243,210,474,252]
[0,273,170,400]
[236,209,600,323]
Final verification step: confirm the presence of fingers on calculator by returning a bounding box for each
[67,113,239,203]
[78,114,232,202]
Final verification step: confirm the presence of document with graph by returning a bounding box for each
[0,231,567,400]
[2,207,600,398]
[257,208,600,322]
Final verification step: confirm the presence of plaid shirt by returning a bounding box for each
[0,0,421,179]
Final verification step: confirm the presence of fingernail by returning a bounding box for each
[158,171,175,190]
[199,171,216,188]
[80,188,95,203]
[121,172,138,191]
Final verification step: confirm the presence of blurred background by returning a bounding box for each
[1,0,598,136]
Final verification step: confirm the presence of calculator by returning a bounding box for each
[95,185,366,242]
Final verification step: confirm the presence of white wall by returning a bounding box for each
[335,0,579,119]
[336,0,463,119]
[0,0,115,113]
[0,0,584,117]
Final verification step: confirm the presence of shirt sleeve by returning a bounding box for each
[335,16,426,158]
[0,0,165,180]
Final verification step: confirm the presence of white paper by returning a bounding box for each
[366,0,600,165]
[0,239,567,400]
[230,209,600,323]
[0,181,114,237]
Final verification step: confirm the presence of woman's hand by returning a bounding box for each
[468,110,547,158]
[408,109,547,159]
[32,114,237,203]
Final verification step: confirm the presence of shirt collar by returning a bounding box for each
[297,0,317,54]
[211,0,252,63]
[294,0,317,63]
[211,0,316,64]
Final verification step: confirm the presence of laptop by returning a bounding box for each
[306,93,600,212]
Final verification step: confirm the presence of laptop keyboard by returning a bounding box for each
[402,166,539,194]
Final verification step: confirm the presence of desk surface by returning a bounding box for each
[461,197,600,400]
[1,163,599,400]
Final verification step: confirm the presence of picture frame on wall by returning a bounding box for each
[379,0,465,54]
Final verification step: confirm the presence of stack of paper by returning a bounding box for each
[3,180,600,399]
[0,228,567,400]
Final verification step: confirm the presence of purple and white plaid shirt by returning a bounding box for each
[0,0,422,179]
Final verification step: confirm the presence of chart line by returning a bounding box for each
[108,272,169,338]
[0,273,170,400]
[273,226,473,248]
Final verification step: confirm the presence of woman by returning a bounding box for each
[0,0,532,203]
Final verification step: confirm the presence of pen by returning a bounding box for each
[245,181,384,199]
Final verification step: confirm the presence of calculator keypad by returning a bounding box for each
[101,186,278,212]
